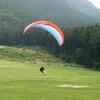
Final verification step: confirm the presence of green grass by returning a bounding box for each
[0,46,63,64]
[0,46,100,100]
[0,59,100,100]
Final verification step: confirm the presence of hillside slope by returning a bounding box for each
[0,46,63,64]
[0,0,100,27]
[66,0,100,19]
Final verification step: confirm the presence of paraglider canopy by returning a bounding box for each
[23,20,64,47]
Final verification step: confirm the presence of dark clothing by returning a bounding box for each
[40,67,45,75]
[40,67,45,72]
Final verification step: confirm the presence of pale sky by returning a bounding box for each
[88,0,100,9]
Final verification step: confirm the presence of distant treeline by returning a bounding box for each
[0,13,100,69]
[26,24,100,70]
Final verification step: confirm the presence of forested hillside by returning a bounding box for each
[66,0,100,19]
[0,0,100,69]
[21,24,100,70]
[0,0,100,26]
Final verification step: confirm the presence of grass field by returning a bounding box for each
[0,59,100,100]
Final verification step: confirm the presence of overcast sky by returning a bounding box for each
[88,0,100,9]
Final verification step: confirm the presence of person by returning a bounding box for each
[40,66,45,75]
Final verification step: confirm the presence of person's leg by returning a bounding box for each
[43,70,45,75]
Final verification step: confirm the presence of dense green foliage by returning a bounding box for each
[0,0,100,70]
[61,25,100,69]
[0,7,100,69]
[0,0,100,26]
[22,25,100,70]
[0,24,100,69]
